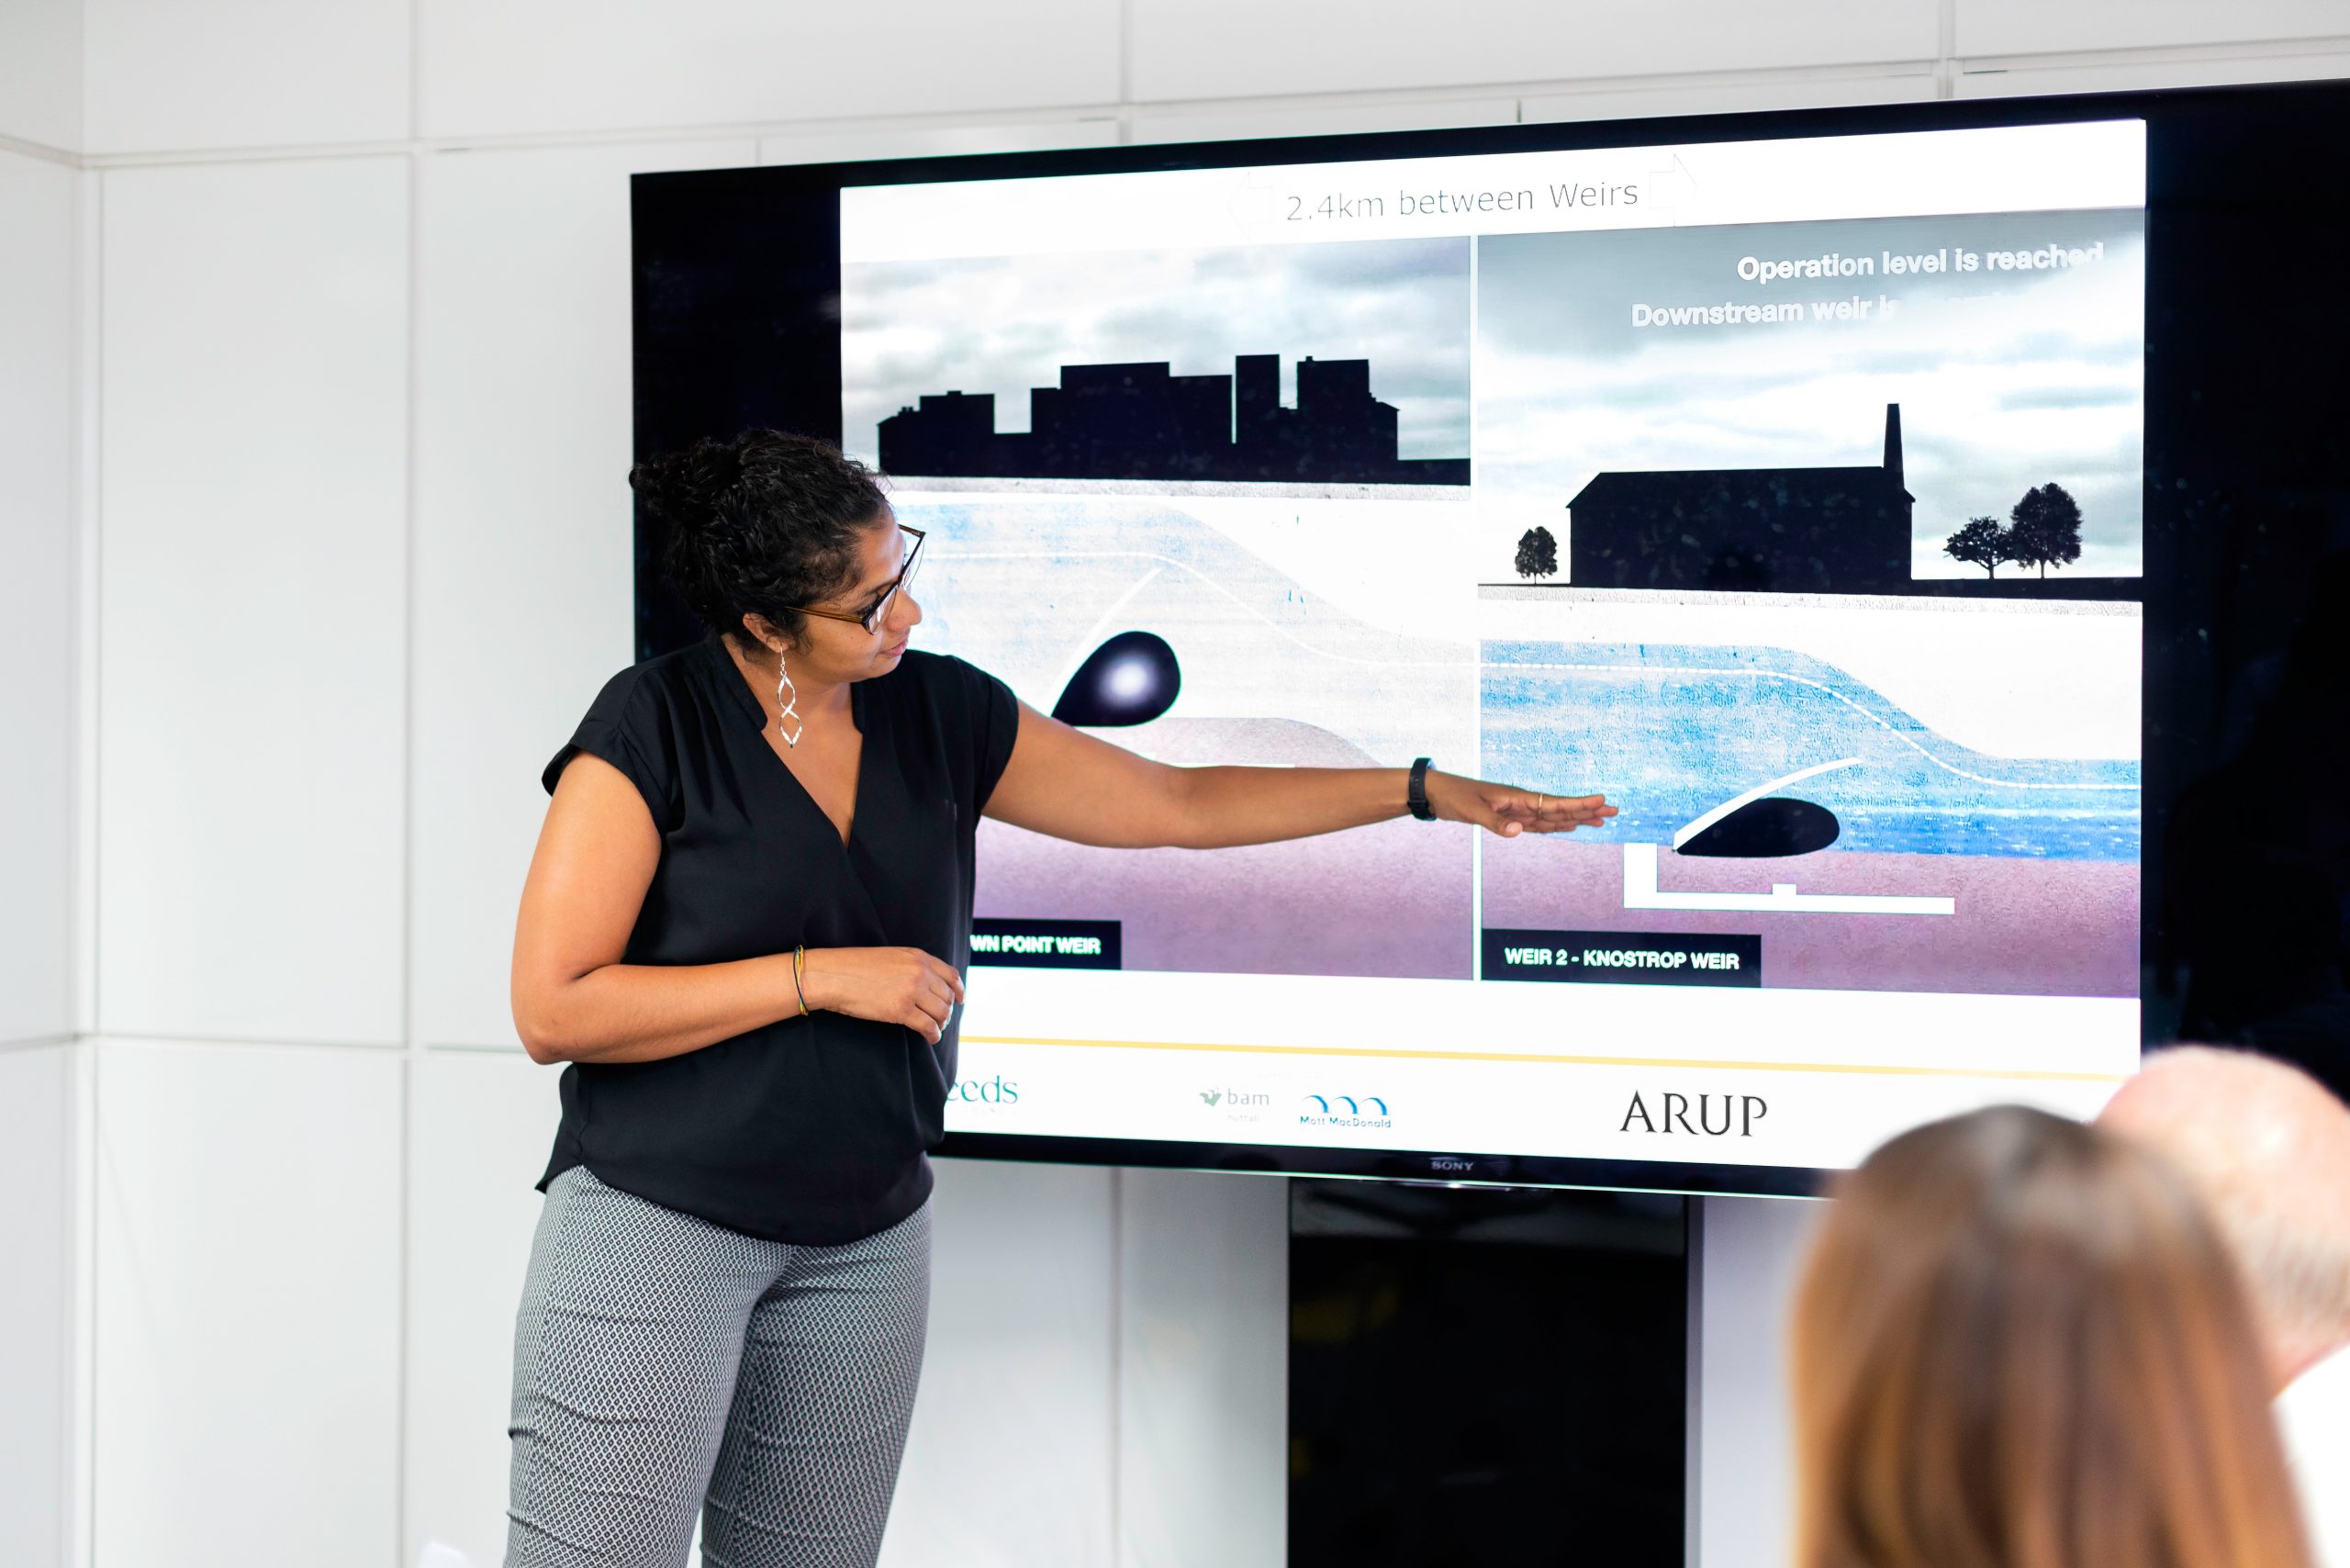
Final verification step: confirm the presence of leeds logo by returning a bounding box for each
[951,1074,1020,1105]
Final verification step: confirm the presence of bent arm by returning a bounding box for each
[983,700,1614,848]
[510,753,800,1065]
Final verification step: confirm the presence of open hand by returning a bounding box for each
[1426,772,1617,838]
[800,946,966,1044]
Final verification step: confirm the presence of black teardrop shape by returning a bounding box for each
[1052,631,1181,727]
[1677,797,1841,858]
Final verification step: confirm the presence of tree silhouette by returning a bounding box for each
[1515,525,1560,579]
[1943,516,2015,579]
[2008,483,2084,578]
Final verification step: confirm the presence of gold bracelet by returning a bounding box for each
[793,945,810,1017]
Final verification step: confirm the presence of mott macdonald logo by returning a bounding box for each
[1299,1093,1393,1131]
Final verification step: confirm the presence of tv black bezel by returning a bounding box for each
[632,74,2350,1201]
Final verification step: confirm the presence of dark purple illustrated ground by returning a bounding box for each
[974,717,1474,980]
[975,820,1473,980]
[1479,837,2137,998]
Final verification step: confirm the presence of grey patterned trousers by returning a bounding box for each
[505,1167,932,1568]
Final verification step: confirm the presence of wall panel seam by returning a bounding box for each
[57,35,2350,174]
[84,172,104,1044]
[77,110,1119,171]
[54,1047,73,1568]
[408,0,423,145]
[1130,61,1942,115]
[0,129,81,165]
[88,1030,408,1053]
[1937,0,1958,97]
[1959,33,2350,74]
[75,171,103,1566]
[397,130,424,1564]
[78,1038,97,1568]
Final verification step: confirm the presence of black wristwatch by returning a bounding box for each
[1407,756,1437,821]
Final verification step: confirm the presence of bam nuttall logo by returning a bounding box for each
[1200,1090,1223,1106]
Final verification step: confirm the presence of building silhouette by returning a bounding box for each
[878,353,1468,485]
[1567,405,1915,593]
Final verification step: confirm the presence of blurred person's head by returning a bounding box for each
[2100,1046,2350,1385]
[1792,1104,2311,1568]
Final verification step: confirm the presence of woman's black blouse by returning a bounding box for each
[537,635,1020,1246]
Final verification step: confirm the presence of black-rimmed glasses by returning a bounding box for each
[792,525,924,634]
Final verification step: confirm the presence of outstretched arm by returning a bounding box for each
[983,700,1614,849]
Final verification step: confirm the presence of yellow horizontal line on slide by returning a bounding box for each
[960,1035,2127,1084]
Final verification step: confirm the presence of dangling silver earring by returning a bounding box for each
[775,649,803,748]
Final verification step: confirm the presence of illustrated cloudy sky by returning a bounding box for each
[841,239,1470,468]
[1478,209,2146,577]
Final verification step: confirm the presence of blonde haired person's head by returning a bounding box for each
[2099,1045,2350,1385]
[1792,1104,2312,1568]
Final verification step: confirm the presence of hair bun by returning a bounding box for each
[630,436,743,538]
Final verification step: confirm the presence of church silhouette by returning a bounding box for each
[1567,405,1915,593]
[878,353,1468,485]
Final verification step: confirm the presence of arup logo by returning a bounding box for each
[1618,1091,1765,1137]
[1201,1090,1223,1106]
[1299,1092,1393,1130]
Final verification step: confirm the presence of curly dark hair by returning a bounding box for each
[633,430,890,647]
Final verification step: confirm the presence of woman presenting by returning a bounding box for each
[506,431,1614,1567]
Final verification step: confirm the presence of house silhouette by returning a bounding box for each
[878,353,1468,485]
[1566,405,1915,593]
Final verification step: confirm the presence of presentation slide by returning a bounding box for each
[838,120,2145,1174]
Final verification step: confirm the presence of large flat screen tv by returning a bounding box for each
[632,80,2350,1197]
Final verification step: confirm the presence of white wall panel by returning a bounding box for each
[1115,1170,1286,1568]
[1694,1195,1819,1568]
[98,158,408,1047]
[1954,50,2350,97]
[883,1159,1116,1568]
[404,1048,565,1568]
[417,0,1120,141]
[1957,0,2350,58]
[1130,96,1518,145]
[0,151,77,1049]
[1522,71,1936,127]
[0,1045,74,1568]
[758,119,1119,167]
[94,1038,403,1567]
[84,0,411,153]
[1130,1,1940,104]
[409,139,748,1049]
[0,0,82,151]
